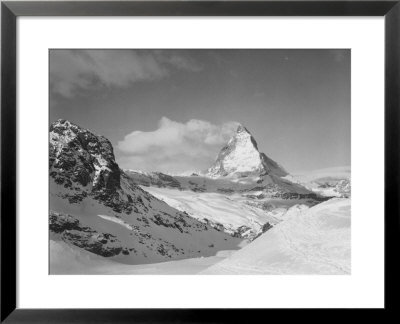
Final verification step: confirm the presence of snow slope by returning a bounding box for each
[142,186,280,238]
[201,198,351,275]
[50,240,236,275]
[51,198,351,275]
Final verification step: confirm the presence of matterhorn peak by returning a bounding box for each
[207,124,287,178]
[236,124,248,133]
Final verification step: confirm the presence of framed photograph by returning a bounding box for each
[1,0,399,321]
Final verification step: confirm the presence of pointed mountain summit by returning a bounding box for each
[207,124,288,178]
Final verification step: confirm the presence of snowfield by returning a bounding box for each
[141,186,281,237]
[200,198,351,275]
[50,240,238,274]
[50,198,350,275]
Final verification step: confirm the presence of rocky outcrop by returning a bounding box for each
[232,225,253,239]
[50,119,133,213]
[50,211,126,257]
[50,119,120,190]
[124,170,182,189]
[251,222,274,241]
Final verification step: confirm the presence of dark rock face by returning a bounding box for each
[244,183,329,201]
[50,211,124,257]
[259,153,288,177]
[156,173,182,188]
[202,218,225,232]
[49,212,81,233]
[261,222,273,232]
[50,119,120,190]
[188,181,206,192]
[50,119,133,213]
[62,230,123,257]
[217,188,235,194]
[232,225,253,238]
[124,170,182,189]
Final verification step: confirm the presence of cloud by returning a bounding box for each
[117,117,239,173]
[50,50,201,98]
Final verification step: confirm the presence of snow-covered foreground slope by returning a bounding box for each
[201,198,351,275]
[51,199,350,275]
[50,240,237,274]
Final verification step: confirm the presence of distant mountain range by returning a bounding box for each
[292,166,351,198]
[126,125,323,200]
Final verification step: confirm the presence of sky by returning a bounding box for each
[50,49,350,174]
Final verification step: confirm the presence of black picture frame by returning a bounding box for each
[1,1,399,322]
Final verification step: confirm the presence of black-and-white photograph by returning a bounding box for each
[49,49,351,275]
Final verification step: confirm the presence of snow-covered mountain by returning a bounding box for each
[207,124,287,178]
[49,120,242,265]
